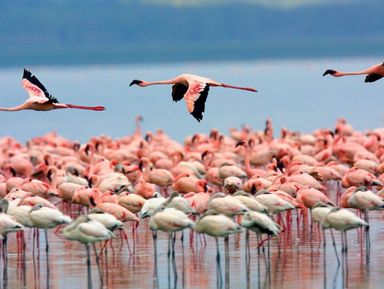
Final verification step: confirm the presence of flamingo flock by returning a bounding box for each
[0,116,382,287]
[0,61,384,287]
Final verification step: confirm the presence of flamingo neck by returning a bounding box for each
[141,79,176,87]
[244,146,253,178]
[336,71,368,76]
[0,103,28,111]
[135,118,142,137]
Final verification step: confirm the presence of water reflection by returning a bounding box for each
[1,209,382,289]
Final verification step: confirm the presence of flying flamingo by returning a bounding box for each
[323,62,384,82]
[129,73,257,121]
[0,69,105,112]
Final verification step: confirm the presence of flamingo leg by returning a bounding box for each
[119,229,132,255]
[85,244,93,289]
[93,244,104,285]
[66,104,105,111]
[171,232,178,284]
[330,229,340,264]
[224,236,229,288]
[215,237,222,288]
[153,230,159,289]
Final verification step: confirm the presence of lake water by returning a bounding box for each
[0,57,383,144]
[2,202,384,289]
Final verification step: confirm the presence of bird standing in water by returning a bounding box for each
[130,73,257,122]
[0,69,105,112]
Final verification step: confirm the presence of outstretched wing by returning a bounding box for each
[22,69,59,103]
[184,80,210,122]
[171,83,187,102]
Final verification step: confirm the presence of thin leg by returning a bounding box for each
[216,238,222,288]
[44,229,49,254]
[153,230,159,289]
[323,229,327,289]
[93,244,103,285]
[86,244,93,289]
[224,236,229,289]
[330,229,340,264]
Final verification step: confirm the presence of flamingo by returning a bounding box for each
[0,203,24,264]
[160,192,196,215]
[87,208,123,232]
[323,62,384,82]
[232,191,268,213]
[208,192,249,217]
[129,73,257,121]
[29,204,72,252]
[140,193,166,218]
[195,210,242,286]
[62,215,114,286]
[0,69,105,112]
[149,206,194,278]
[241,210,281,256]
[321,207,368,265]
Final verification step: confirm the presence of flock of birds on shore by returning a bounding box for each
[0,61,384,287]
[0,115,384,285]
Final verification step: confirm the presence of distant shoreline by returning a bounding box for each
[1,39,382,68]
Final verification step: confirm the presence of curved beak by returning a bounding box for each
[130,79,142,86]
[323,69,337,76]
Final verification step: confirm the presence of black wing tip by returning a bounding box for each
[190,85,209,122]
[190,112,202,122]
[365,73,383,83]
[23,68,32,79]
[323,69,337,76]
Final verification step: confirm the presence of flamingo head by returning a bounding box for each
[129,79,143,87]
[322,69,337,76]
[31,203,45,212]
[235,141,247,148]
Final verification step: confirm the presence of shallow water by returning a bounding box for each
[2,188,384,289]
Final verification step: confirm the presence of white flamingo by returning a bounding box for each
[29,204,72,253]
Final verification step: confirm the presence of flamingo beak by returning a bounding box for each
[129,79,142,86]
[323,69,337,76]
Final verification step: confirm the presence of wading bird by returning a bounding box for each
[0,69,105,112]
[129,74,257,122]
[323,62,384,82]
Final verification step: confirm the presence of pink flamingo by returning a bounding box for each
[323,62,384,82]
[0,69,105,112]
[129,73,257,121]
